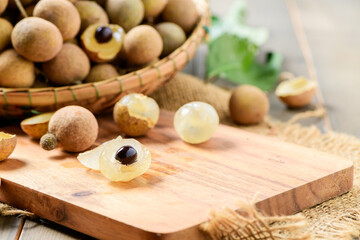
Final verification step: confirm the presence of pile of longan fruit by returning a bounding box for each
[0,0,200,88]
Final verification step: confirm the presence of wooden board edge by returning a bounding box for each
[0,179,158,240]
[256,164,354,216]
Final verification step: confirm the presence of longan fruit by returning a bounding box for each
[162,0,199,33]
[123,25,163,65]
[11,17,63,62]
[33,0,81,41]
[74,1,109,33]
[42,43,90,85]
[106,0,144,32]
[0,49,35,88]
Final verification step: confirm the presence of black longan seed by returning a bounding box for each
[115,145,137,165]
[95,26,113,43]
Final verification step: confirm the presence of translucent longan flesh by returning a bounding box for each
[77,136,122,170]
[119,93,160,126]
[174,102,219,144]
[100,138,151,182]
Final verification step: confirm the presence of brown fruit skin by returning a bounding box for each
[33,0,81,41]
[85,64,118,83]
[124,25,163,65]
[279,88,315,108]
[162,0,199,33]
[75,1,109,33]
[11,17,63,62]
[0,134,16,161]
[155,22,186,57]
[0,49,35,88]
[49,106,98,152]
[142,0,167,19]
[43,43,90,85]
[106,0,144,32]
[0,18,12,52]
[0,0,8,15]
[229,85,269,125]
[113,104,151,137]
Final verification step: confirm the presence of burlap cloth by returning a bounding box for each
[2,73,360,239]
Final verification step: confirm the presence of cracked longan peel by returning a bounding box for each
[0,132,16,161]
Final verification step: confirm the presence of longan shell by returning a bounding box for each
[0,0,8,15]
[124,25,163,65]
[113,103,152,137]
[0,133,16,161]
[33,0,81,41]
[75,1,109,33]
[11,17,63,62]
[155,22,186,57]
[0,18,13,52]
[85,64,118,83]
[279,88,315,108]
[162,0,199,33]
[142,0,168,19]
[229,85,269,125]
[0,49,35,88]
[43,43,90,85]
[20,112,54,139]
[49,106,98,152]
[106,0,144,32]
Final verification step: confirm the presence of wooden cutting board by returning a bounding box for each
[0,111,353,240]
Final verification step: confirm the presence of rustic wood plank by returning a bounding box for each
[0,216,21,240]
[295,0,360,136]
[0,111,353,240]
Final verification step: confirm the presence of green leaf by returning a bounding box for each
[206,34,283,91]
[210,0,269,46]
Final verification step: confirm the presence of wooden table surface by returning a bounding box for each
[1,0,359,239]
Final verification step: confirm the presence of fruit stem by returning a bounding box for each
[40,133,58,151]
[14,0,28,18]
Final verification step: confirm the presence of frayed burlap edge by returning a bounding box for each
[201,201,311,240]
[0,202,34,218]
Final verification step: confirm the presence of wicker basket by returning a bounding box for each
[0,1,210,119]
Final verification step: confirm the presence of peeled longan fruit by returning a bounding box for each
[0,18,12,52]
[0,0,8,15]
[43,43,90,85]
[162,0,199,33]
[106,0,144,32]
[41,106,98,152]
[85,64,118,83]
[11,17,63,62]
[124,25,163,65]
[0,49,35,88]
[155,22,186,57]
[75,1,109,33]
[142,0,167,19]
[229,85,269,125]
[33,0,80,41]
